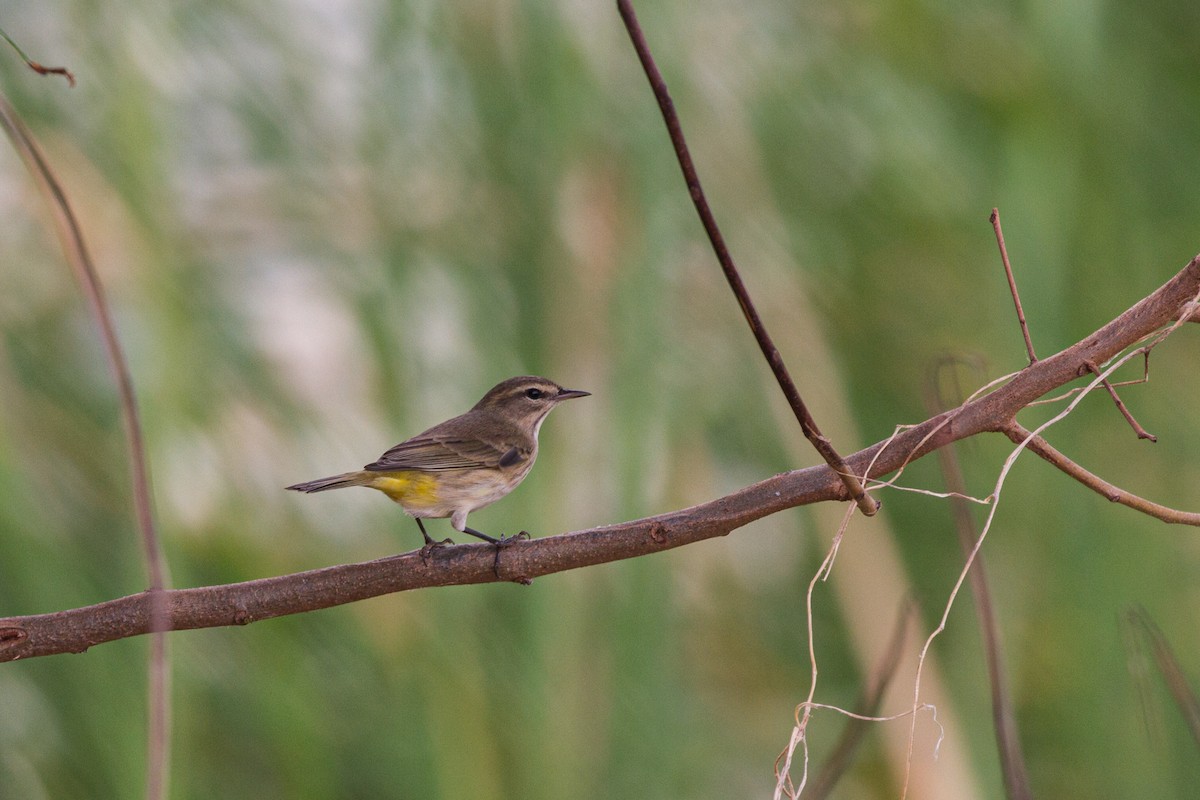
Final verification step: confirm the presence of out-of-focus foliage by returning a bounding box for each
[0,1,1198,797]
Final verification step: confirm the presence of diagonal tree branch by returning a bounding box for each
[1002,421,1200,525]
[616,0,878,517]
[1,254,1197,663]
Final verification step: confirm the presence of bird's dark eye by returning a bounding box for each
[524,388,544,399]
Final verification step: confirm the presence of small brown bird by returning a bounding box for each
[287,376,589,546]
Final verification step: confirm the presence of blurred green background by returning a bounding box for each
[1,0,1198,797]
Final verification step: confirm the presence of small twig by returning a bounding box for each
[616,0,877,517]
[1003,422,1198,524]
[0,27,75,87]
[927,375,1032,800]
[1082,358,1157,441]
[990,209,1036,364]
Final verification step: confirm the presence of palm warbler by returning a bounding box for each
[287,376,589,546]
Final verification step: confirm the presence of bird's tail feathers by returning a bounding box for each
[285,471,370,493]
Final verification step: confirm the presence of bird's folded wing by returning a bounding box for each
[364,436,523,472]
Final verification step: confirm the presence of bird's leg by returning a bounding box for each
[416,518,454,561]
[415,518,435,545]
[462,525,502,544]
[463,526,531,545]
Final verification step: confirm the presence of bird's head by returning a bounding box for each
[474,376,590,432]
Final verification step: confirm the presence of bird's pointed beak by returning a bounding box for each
[556,387,590,401]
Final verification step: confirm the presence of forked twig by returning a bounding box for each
[1082,358,1157,441]
[616,0,877,517]
[991,209,1036,364]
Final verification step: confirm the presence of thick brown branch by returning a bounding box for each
[1,255,1198,662]
[0,476,834,662]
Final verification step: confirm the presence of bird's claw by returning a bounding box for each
[419,537,455,563]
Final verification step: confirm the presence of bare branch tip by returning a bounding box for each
[855,494,880,516]
[30,61,76,88]
[0,29,76,87]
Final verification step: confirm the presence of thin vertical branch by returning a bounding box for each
[0,92,170,800]
[990,209,1037,364]
[927,369,1032,800]
[616,0,878,516]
